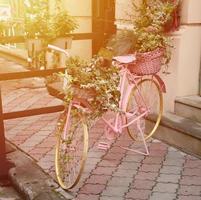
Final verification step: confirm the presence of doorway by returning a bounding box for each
[92,0,116,54]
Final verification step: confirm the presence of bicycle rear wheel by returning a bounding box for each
[126,78,163,141]
[55,105,88,190]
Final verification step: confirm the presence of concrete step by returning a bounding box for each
[150,112,201,158]
[175,95,201,123]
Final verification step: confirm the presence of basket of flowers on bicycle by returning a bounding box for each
[128,48,165,75]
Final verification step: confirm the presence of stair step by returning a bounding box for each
[175,95,201,123]
[149,112,201,158]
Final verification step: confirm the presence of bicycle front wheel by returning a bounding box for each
[55,105,88,190]
[126,78,163,141]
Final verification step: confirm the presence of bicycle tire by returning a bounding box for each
[126,78,163,141]
[55,105,88,190]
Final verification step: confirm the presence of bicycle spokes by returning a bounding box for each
[55,107,88,190]
[126,78,163,141]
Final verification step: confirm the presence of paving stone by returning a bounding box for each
[122,155,145,163]
[135,172,158,181]
[79,184,105,195]
[125,189,152,200]
[115,140,133,147]
[163,158,185,166]
[107,177,133,187]
[177,195,201,200]
[86,175,111,185]
[149,192,176,200]
[38,154,54,163]
[36,140,55,148]
[139,164,161,172]
[87,151,105,158]
[92,167,115,176]
[143,157,164,164]
[166,151,185,159]
[149,150,167,157]
[178,185,201,196]
[85,158,100,166]
[28,147,51,155]
[118,162,140,170]
[182,168,201,176]
[160,166,182,175]
[75,194,99,200]
[131,180,155,190]
[153,183,178,193]
[83,164,97,174]
[29,153,44,160]
[112,169,137,177]
[100,196,124,200]
[184,160,201,169]
[101,186,129,197]
[109,146,127,154]
[98,160,121,167]
[157,174,181,183]
[180,176,201,185]
[168,146,179,152]
[37,160,54,170]
[149,143,168,151]
[103,153,125,161]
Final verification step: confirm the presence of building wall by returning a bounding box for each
[49,0,92,60]
[116,0,201,112]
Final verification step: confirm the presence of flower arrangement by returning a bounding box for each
[107,0,180,73]
[60,51,120,119]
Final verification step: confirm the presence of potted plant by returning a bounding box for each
[45,11,78,69]
[49,0,78,50]
[107,0,180,75]
[43,0,78,69]
[24,0,50,69]
[50,11,78,50]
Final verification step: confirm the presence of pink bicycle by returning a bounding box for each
[54,52,166,190]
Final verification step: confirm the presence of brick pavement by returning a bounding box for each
[1,57,201,200]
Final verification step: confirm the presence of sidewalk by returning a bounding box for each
[0,184,23,200]
[1,57,201,200]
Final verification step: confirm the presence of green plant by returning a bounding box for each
[48,0,78,38]
[108,0,179,64]
[24,14,50,38]
[61,53,120,119]
[132,0,179,64]
[24,0,50,38]
[50,11,78,38]
[132,0,179,33]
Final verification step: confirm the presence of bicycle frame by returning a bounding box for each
[101,67,149,135]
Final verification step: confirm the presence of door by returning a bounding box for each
[92,0,116,54]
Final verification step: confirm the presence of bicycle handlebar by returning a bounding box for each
[47,44,69,57]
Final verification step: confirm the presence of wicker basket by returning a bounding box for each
[128,48,164,75]
[72,85,96,101]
